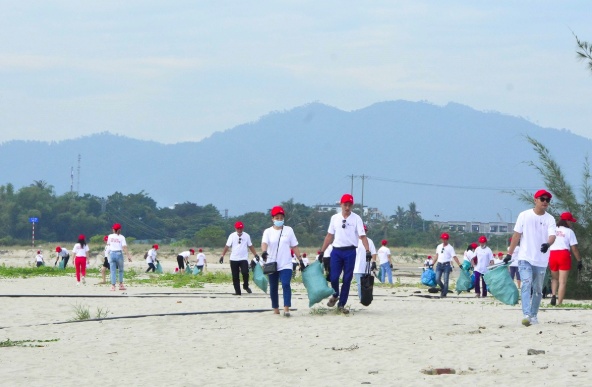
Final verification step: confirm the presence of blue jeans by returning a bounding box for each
[518,260,546,318]
[435,262,452,296]
[268,269,293,309]
[330,248,356,307]
[380,262,393,284]
[109,251,125,285]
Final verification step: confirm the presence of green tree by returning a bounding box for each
[195,225,227,247]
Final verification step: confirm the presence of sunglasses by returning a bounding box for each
[539,197,551,203]
[238,237,242,244]
[342,219,346,229]
[441,248,445,253]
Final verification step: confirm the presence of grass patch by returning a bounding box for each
[546,302,592,309]
[70,304,111,321]
[0,265,75,279]
[126,271,235,288]
[0,338,59,348]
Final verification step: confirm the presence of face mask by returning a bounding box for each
[273,220,284,227]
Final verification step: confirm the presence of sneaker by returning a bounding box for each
[243,286,252,294]
[76,282,80,286]
[82,276,86,285]
[338,306,350,315]
[119,284,126,291]
[327,296,338,307]
[550,295,557,306]
[110,285,116,291]
[530,316,539,325]
[521,316,531,327]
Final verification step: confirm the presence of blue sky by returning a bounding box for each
[1,1,591,144]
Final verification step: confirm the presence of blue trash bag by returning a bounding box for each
[185,265,192,274]
[461,261,472,271]
[302,260,335,307]
[155,261,163,274]
[58,260,65,270]
[421,268,436,287]
[456,268,472,294]
[483,264,519,305]
[192,266,201,275]
[252,263,268,293]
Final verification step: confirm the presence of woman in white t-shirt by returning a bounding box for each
[35,250,44,267]
[261,206,303,317]
[145,244,158,273]
[474,236,494,298]
[72,234,90,285]
[107,223,133,291]
[549,212,583,306]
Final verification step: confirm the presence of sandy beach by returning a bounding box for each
[1,252,591,386]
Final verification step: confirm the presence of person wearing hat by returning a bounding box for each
[101,235,110,284]
[474,236,494,298]
[107,223,133,291]
[177,249,195,272]
[261,205,303,316]
[35,250,44,267]
[221,221,259,295]
[463,243,477,266]
[434,232,461,298]
[319,194,372,314]
[353,224,377,301]
[505,189,556,326]
[548,212,583,306]
[377,239,394,284]
[145,244,159,273]
[54,246,70,268]
[195,248,207,272]
[423,255,434,269]
[72,234,90,285]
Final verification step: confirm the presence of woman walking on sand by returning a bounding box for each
[549,212,583,305]
[72,234,90,285]
[107,223,133,291]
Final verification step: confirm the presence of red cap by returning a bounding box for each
[78,234,85,240]
[271,206,285,216]
[470,243,478,249]
[363,224,368,232]
[302,253,307,257]
[37,250,40,254]
[440,232,449,240]
[479,236,487,243]
[189,249,195,254]
[381,239,388,245]
[427,255,432,259]
[534,189,552,199]
[56,246,61,252]
[234,221,244,229]
[317,250,321,254]
[153,244,159,250]
[112,223,122,231]
[498,252,504,257]
[198,248,203,252]
[103,235,109,242]
[340,194,354,204]
[560,212,577,222]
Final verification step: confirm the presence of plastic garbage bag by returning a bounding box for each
[252,263,268,293]
[155,261,163,273]
[483,263,519,305]
[192,266,201,275]
[302,260,334,307]
[456,268,472,294]
[421,268,437,287]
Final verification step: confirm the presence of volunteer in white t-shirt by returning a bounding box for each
[506,189,556,326]
[221,221,260,295]
[55,246,70,267]
[176,249,194,272]
[72,234,90,285]
[261,206,303,317]
[35,250,44,267]
[145,244,158,273]
[424,256,434,269]
[549,212,583,306]
[195,248,207,271]
[107,223,133,291]
[377,240,394,284]
[353,224,377,301]
[463,243,477,266]
[474,236,494,298]
[434,232,460,298]
[319,194,371,314]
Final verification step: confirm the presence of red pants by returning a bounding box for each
[75,257,87,281]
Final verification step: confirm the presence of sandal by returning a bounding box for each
[110,285,116,291]
[327,296,338,307]
[119,284,127,291]
[338,306,350,315]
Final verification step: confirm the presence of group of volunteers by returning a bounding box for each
[47,188,584,326]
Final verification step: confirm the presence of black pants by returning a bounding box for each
[230,260,249,294]
[62,255,70,268]
[323,257,331,281]
[177,255,185,269]
[146,263,156,272]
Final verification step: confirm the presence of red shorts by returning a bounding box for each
[549,249,571,271]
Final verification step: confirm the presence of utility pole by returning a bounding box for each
[70,167,74,193]
[349,174,355,195]
[360,174,366,220]
[77,154,81,195]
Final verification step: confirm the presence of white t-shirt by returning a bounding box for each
[58,248,69,258]
[302,257,309,267]
[35,254,44,262]
[196,253,206,265]
[435,243,456,264]
[424,258,434,267]
[72,243,89,258]
[179,251,192,259]
[226,232,253,261]
[377,246,391,265]
[104,245,110,258]
[354,238,377,274]
[261,226,299,271]
[323,245,334,258]
[108,233,127,252]
[514,209,556,267]
[509,246,520,267]
[474,246,493,274]
[550,226,578,251]
[146,248,157,264]
[463,250,476,262]
[327,212,366,248]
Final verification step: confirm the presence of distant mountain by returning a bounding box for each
[1,100,589,222]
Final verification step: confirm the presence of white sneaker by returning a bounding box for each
[76,282,80,286]
[530,316,539,325]
[521,315,531,327]
[82,276,86,285]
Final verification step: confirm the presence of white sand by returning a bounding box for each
[0,253,591,386]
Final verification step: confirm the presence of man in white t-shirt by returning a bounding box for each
[474,236,494,298]
[377,240,394,284]
[35,250,44,267]
[434,232,460,298]
[220,221,260,295]
[195,248,207,271]
[506,189,556,326]
[145,244,158,272]
[319,194,371,314]
[55,246,70,268]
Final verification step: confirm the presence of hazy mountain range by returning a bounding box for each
[1,100,589,222]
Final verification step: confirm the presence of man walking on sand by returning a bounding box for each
[319,194,371,314]
[220,221,260,295]
[434,233,461,298]
[505,189,556,326]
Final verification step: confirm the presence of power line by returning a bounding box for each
[366,175,538,192]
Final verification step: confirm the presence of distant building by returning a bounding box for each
[433,221,514,235]
[315,204,383,220]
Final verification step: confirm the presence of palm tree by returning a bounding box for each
[407,202,422,230]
